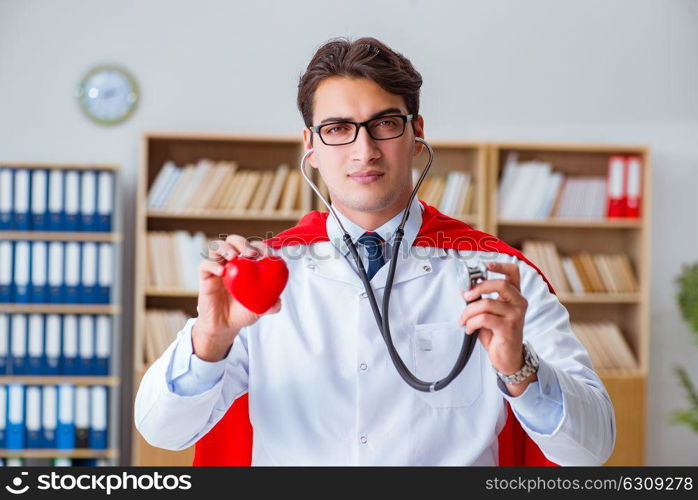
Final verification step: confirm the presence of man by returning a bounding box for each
[135,37,615,465]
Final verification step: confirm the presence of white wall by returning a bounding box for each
[1,0,696,465]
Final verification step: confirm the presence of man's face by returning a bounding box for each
[302,76,425,215]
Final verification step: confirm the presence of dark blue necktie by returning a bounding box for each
[357,231,385,281]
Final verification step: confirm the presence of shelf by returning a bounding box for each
[558,293,641,304]
[146,288,197,298]
[0,163,119,171]
[147,209,306,221]
[598,367,646,379]
[496,218,642,229]
[0,304,121,314]
[493,142,649,154]
[0,231,121,242]
[0,448,118,458]
[0,376,119,386]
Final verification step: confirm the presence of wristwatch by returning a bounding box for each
[496,341,540,385]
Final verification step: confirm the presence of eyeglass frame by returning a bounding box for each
[309,113,415,146]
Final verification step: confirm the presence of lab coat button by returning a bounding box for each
[423,265,431,272]
[306,263,316,269]
[360,362,368,371]
[360,291,367,298]
[360,435,368,444]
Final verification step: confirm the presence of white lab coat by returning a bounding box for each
[135,202,615,466]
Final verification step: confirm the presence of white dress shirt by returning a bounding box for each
[135,197,615,465]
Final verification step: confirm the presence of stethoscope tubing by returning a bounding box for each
[300,137,480,392]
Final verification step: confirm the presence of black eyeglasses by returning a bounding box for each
[310,114,414,146]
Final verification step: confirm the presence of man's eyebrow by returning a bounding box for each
[318,107,404,125]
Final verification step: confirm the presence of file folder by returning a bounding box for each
[47,242,64,303]
[63,170,80,231]
[97,171,114,232]
[81,242,97,303]
[97,243,112,304]
[75,386,89,448]
[57,384,75,449]
[44,314,61,375]
[48,169,64,230]
[78,315,94,375]
[13,241,31,303]
[10,314,27,375]
[0,167,12,229]
[27,314,44,374]
[89,386,108,449]
[79,171,97,232]
[0,241,12,302]
[0,385,6,447]
[6,384,25,449]
[25,386,42,448]
[30,169,48,230]
[42,385,57,448]
[94,316,110,375]
[61,315,78,375]
[13,169,30,230]
[30,241,48,303]
[64,242,81,303]
[0,314,8,375]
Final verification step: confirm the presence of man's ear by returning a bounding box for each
[302,127,317,168]
[412,114,425,156]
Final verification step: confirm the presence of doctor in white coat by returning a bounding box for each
[135,37,615,466]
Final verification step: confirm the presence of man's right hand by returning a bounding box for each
[192,235,282,362]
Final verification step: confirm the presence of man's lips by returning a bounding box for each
[348,171,384,184]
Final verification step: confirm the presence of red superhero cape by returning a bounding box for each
[192,199,558,466]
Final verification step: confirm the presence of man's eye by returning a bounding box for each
[326,125,351,134]
[376,118,399,127]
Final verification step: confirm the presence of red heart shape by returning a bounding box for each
[221,255,289,314]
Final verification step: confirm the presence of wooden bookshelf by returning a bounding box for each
[488,142,651,465]
[415,141,489,230]
[133,133,315,466]
[132,135,650,466]
[0,162,122,467]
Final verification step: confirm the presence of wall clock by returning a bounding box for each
[76,65,139,125]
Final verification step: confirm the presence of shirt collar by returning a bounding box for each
[326,196,424,257]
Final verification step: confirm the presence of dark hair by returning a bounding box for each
[297,36,423,128]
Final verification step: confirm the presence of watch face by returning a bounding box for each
[77,66,138,125]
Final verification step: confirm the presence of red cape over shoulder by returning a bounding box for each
[192,200,558,466]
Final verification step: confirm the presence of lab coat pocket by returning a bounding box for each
[412,321,483,409]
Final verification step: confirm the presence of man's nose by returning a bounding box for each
[351,125,381,163]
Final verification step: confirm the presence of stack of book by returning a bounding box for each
[0,166,114,232]
[0,313,111,376]
[522,240,639,295]
[413,168,475,217]
[0,384,109,450]
[571,321,637,370]
[144,310,189,365]
[146,231,207,291]
[147,160,303,214]
[497,153,643,220]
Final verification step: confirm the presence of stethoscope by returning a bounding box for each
[299,137,486,393]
